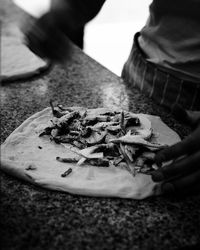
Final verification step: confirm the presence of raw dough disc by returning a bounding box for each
[0,107,181,200]
[1,28,50,83]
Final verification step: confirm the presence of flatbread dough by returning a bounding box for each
[1,26,50,83]
[0,107,181,199]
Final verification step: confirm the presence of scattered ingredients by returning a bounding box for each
[119,143,136,175]
[56,156,78,163]
[61,168,72,177]
[38,101,166,176]
[26,164,37,171]
[120,111,126,135]
[110,133,166,149]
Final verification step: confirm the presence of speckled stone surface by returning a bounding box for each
[1,1,200,250]
[1,44,200,250]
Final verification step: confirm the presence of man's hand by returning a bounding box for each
[151,106,200,196]
[21,0,105,62]
[23,12,72,63]
[22,0,85,62]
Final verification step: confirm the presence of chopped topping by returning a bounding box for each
[120,111,126,135]
[141,152,155,160]
[56,157,78,163]
[26,164,37,171]
[56,111,80,128]
[125,116,140,128]
[119,143,136,175]
[61,168,72,177]
[88,158,109,167]
[39,103,166,176]
[51,128,59,138]
[50,100,69,118]
[110,134,166,149]
[135,157,145,167]
[85,130,107,145]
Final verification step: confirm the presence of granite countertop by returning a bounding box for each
[1,41,200,250]
[1,0,200,249]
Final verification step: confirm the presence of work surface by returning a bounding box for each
[1,44,200,250]
[1,1,200,249]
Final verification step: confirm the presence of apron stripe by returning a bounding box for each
[175,80,183,105]
[149,68,157,98]
[140,62,147,92]
[190,84,198,110]
[160,74,170,105]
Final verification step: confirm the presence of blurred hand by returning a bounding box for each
[21,0,105,62]
[151,105,200,196]
[23,12,72,63]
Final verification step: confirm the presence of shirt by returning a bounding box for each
[66,0,200,83]
[138,0,200,83]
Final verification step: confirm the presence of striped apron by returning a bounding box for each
[121,33,200,111]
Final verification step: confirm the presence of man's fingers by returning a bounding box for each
[161,170,200,195]
[155,126,200,165]
[152,151,200,182]
[26,27,69,62]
